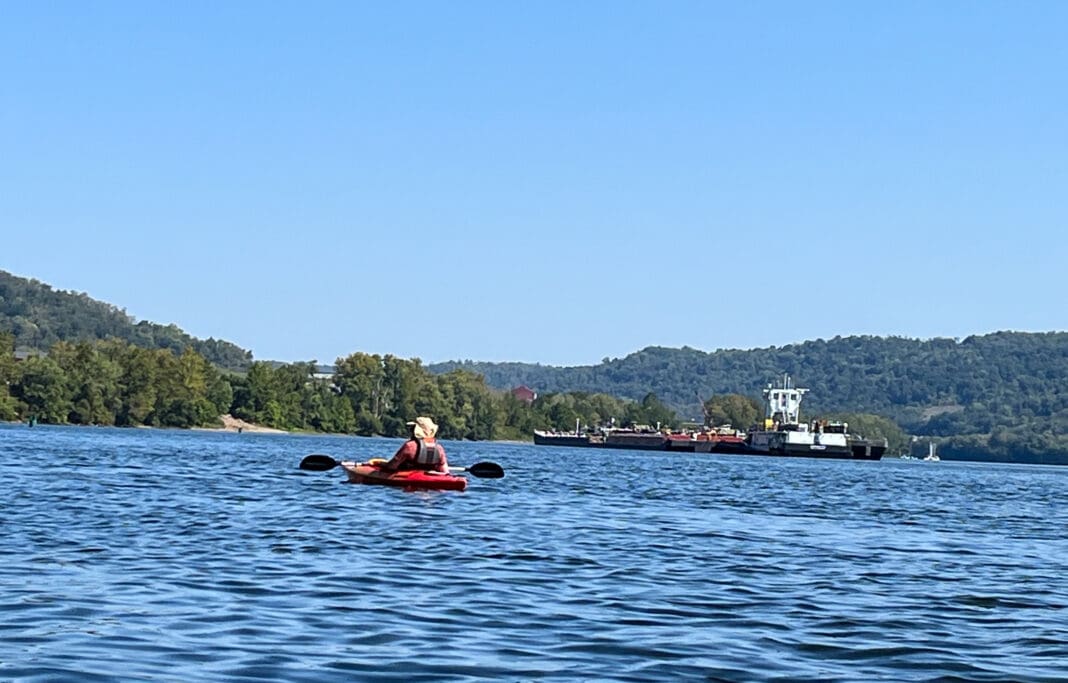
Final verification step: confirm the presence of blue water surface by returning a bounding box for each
[2,423,1067,682]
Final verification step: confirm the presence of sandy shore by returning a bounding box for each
[194,414,289,435]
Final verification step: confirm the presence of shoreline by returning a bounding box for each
[3,415,289,435]
[2,418,535,444]
[191,414,289,435]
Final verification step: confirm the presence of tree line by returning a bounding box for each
[1,335,233,428]
[6,333,1062,462]
[4,314,1066,462]
[6,268,1064,461]
[0,334,695,441]
[430,333,1068,436]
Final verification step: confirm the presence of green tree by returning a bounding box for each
[705,394,762,430]
[99,341,158,426]
[0,332,18,420]
[14,356,72,423]
[499,391,538,440]
[545,395,580,432]
[148,347,218,428]
[300,378,354,433]
[381,355,422,422]
[335,352,385,422]
[51,341,121,425]
[638,392,676,429]
[239,362,278,423]
[355,411,383,436]
[468,385,501,441]
[207,373,234,417]
[272,362,316,429]
[323,391,357,433]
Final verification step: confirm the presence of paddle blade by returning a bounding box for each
[467,461,505,478]
[299,454,340,471]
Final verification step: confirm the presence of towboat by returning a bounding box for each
[745,374,886,460]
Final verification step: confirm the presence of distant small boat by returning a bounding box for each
[924,443,940,462]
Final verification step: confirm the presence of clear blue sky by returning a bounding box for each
[3,2,1066,367]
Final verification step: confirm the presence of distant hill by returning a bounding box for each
[0,270,252,371]
[429,332,1068,437]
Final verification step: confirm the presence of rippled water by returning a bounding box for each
[2,424,1067,681]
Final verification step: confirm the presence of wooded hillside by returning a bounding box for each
[4,269,1065,463]
[0,270,252,371]
[431,332,1068,440]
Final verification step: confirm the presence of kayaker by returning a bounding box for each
[376,416,449,473]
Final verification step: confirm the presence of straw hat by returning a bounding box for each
[407,416,438,439]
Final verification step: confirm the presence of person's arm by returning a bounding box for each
[378,440,415,472]
[437,444,449,473]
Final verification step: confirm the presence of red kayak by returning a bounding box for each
[340,462,468,492]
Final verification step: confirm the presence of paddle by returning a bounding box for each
[298,454,504,479]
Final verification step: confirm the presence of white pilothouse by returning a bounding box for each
[746,374,855,457]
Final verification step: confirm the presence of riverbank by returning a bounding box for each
[3,417,536,443]
[193,414,289,435]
